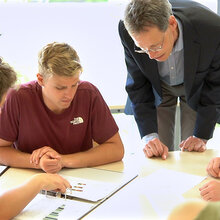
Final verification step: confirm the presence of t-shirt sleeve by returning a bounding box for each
[91,88,119,144]
[0,89,20,142]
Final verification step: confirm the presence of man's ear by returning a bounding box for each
[169,15,178,30]
[37,73,44,87]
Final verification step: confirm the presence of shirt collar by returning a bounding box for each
[173,18,183,53]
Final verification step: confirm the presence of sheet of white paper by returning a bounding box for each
[141,168,205,195]
[13,194,94,220]
[140,168,206,219]
[61,175,118,202]
[145,191,185,219]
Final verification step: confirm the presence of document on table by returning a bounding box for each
[60,174,136,202]
[13,194,95,220]
[14,168,138,219]
[56,168,137,202]
[140,168,206,219]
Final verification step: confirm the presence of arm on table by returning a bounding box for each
[0,173,71,219]
[62,132,124,168]
[31,132,124,172]
[0,138,39,169]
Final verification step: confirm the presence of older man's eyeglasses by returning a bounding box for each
[135,33,165,54]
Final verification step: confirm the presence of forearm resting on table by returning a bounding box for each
[0,146,39,169]
[0,176,42,219]
[62,134,124,168]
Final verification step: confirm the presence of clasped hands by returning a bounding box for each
[143,136,206,160]
[30,146,63,173]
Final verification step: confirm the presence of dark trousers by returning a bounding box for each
[157,81,197,151]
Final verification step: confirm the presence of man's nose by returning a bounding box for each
[147,51,158,60]
[64,89,73,98]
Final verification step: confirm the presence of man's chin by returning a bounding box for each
[155,54,168,62]
[60,102,71,108]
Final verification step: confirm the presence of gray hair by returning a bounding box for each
[38,42,83,79]
[0,59,17,102]
[124,0,172,34]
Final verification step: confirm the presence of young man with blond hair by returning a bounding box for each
[0,42,124,173]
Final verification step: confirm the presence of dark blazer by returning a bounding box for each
[119,0,220,140]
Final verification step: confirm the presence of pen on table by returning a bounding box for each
[65,188,73,201]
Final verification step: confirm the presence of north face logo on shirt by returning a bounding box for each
[70,117,84,125]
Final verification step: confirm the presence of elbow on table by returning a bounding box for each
[113,138,125,162]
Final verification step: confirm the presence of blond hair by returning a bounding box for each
[38,42,82,79]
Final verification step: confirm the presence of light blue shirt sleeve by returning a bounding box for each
[141,133,159,145]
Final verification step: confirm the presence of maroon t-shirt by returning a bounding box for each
[0,81,118,154]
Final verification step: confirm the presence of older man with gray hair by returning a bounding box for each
[119,0,220,159]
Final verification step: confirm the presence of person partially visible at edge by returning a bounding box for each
[118,0,220,159]
[200,157,220,201]
[0,60,71,219]
[0,42,124,173]
[168,199,220,220]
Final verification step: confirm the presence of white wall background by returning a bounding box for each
[0,0,217,106]
[0,2,128,106]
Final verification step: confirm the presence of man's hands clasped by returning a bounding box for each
[30,146,63,173]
